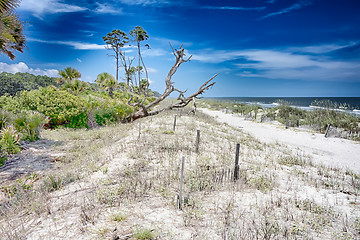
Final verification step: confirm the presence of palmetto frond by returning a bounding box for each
[0,0,20,14]
[58,67,81,82]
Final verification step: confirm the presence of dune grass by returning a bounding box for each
[0,105,359,239]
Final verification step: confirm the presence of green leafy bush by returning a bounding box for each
[94,104,133,126]
[0,94,23,113]
[94,108,117,126]
[1,87,89,128]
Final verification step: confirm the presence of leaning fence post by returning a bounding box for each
[179,156,185,210]
[325,124,331,138]
[195,130,200,153]
[173,115,177,132]
[233,143,240,181]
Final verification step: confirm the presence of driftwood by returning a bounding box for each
[126,44,217,121]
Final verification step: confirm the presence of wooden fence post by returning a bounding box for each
[195,130,200,153]
[173,115,177,132]
[179,156,185,210]
[325,124,331,138]
[233,143,240,181]
[138,120,141,138]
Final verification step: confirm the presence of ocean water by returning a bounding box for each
[206,97,360,116]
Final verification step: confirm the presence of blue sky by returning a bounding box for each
[0,0,360,97]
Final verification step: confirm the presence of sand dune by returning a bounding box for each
[200,108,360,173]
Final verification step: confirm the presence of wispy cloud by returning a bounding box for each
[190,43,360,82]
[94,3,123,15]
[19,0,87,18]
[28,38,106,50]
[287,42,359,54]
[202,6,266,11]
[118,0,170,6]
[142,48,168,57]
[147,67,158,73]
[260,1,313,19]
[0,62,59,77]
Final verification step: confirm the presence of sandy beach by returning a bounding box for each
[200,108,360,173]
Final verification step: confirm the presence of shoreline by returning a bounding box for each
[200,108,360,173]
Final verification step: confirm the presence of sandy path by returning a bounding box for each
[200,108,360,173]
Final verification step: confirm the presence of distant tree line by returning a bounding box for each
[0,72,59,96]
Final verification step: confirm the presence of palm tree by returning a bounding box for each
[61,79,89,94]
[96,72,117,98]
[0,0,25,60]
[140,78,149,91]
[58,67,81,84]
[0,0,19,13]
[129,26,149,93]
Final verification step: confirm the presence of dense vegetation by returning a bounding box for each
[0,71,157,166]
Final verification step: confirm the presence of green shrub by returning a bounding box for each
[0,95,23,113]
[13,111,48,141]
[0,87,137,129]
[94,108,117,126]
[0,125,21,154]
[15,86,88,128]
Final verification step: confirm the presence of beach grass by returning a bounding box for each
[0,104,359,239]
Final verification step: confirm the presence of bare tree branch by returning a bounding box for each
[126,44,217,121]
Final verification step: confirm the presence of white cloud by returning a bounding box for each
[59,41,106,50]
[142,48,168,57]
[260,1,312,19]
[94,3,123,15]
[147,67,158,73]
[190,44,360,81]
[19,0,87,18]
[28,38,106,50]
[0,62,59,77]
[77,58,82,63]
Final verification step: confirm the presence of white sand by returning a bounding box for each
[200,108,360,173]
